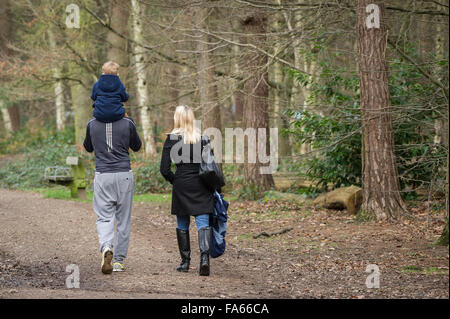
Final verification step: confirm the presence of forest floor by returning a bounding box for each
[0,188,448,299]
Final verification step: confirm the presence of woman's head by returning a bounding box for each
[171,105,201,144]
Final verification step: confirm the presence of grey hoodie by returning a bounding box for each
[83,117,142,173]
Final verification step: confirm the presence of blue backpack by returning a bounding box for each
[210,190,229,258]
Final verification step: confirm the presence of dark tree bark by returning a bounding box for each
[241,13,274,192]
[356,0,407,220]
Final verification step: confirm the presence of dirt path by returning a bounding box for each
[0,188,448,299]
[0,188,285,299]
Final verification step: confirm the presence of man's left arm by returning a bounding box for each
[83,123,94,153]
[128,119,142,152]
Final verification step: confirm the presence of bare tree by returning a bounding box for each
[0,0,20,134]
[47,27,65,131]
[131,0,156,158]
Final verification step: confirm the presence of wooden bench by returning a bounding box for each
[44,156,87,199]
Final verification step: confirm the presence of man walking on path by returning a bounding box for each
[83,116,142,274]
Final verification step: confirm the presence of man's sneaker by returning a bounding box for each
[113,262,125,272]
[101,247,113,274]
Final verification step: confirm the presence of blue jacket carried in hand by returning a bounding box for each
[211,190,229,258]
[91,74,129,123]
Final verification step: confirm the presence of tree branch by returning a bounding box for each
[387,38,449,101]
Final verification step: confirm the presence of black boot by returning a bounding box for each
[198,227,211,276]
[176,228,190,272]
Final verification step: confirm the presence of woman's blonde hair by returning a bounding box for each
[170,105,201,144]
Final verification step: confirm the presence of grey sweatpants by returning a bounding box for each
[93,171,134,263]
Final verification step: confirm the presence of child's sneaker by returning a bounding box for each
[101,246,113,274]
[113,262,124,272]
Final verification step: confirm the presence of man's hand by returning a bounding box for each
[124,112,129,118]
[76,144,84,153]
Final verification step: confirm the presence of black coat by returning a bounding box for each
[160,134,214,216]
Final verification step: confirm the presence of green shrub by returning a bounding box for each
[0,127,78,189]
[286,62,362,193]
[133,160,172,194]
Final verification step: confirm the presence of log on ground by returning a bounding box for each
[313,185,362,214]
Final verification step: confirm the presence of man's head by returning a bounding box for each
[101,61,120,75]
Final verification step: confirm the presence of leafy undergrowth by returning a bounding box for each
[226,199,449,298]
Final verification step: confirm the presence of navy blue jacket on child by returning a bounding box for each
[91,74,129,123]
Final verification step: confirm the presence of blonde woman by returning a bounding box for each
[160,105,215,276]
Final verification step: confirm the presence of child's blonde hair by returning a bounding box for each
[171,105,201,144]
[102,61,120,75]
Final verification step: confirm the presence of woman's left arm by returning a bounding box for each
[160,135,175,184]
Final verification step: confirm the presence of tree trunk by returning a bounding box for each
[71,79,92,147]
[278,0,309,155]
[195,7,221,133]
[438,150,449,245]
[7,104,20,132]
[0,0,19,134]
[356,0,407,220]
[271,12,291,158]
[241,13,274,192]
[438,218,449,246]
[131,0,156,158]
[435,16,448,243]
[107,0,129,81]
[163,65,179,130]
[178,66,192,106]
[47,28,65,131]
[0,102,13,134]
[231,18,244,126]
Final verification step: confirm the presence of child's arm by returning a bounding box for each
[120,83,129,102]
[90,82,98,102]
